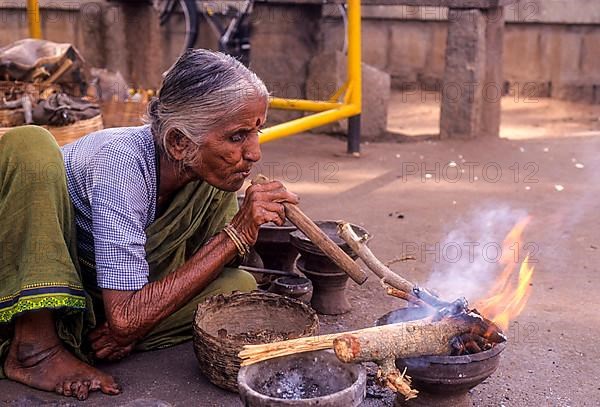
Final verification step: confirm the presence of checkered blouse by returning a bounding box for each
[61,125,158,290]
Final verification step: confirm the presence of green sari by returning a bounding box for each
[0,126,256,376]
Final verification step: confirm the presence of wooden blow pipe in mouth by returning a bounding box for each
[251,174,368,285]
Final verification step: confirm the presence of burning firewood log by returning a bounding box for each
[238,310,504,399]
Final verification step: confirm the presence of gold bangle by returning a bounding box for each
[223,224,250,258]
[223,225,244,256]
[229,225,249,255]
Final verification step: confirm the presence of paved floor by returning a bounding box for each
[2,96,600,406]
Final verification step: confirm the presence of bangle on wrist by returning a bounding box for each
[223,223,251,258]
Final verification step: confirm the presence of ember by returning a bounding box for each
[256,370,331,399]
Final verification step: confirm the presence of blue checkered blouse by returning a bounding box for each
[61,125,158,290]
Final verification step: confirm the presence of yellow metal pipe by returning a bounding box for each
[347,0,362,110]
[27,0,42,39]
[260,105,360,144]
[328,81,349,102]
[343,82,353,104]
[269,97,342,112]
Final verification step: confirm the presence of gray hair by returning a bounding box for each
[146,49,268,164]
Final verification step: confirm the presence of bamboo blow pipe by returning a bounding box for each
[251,174,368,285]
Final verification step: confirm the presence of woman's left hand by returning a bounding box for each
[88,321,136,361]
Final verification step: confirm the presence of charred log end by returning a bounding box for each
[333,334,361,363]
[462,311,507,344]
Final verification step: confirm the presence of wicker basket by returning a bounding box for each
[0,109,24,127]
[193,291,319,393]
[100,101,148,128]
[0,115,104,146]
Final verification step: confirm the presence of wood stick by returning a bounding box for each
[384,284,430,309]
[330,312,503,400]
[239,322,433,366]
[337,222,447,307]
[252,175,368,285]
[337,222,414,292]
[239,332,345,366]
[41,58,73,86]
[239,316,483,400]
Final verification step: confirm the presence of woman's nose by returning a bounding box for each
[243,136,261,162]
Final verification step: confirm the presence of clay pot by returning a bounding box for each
[238,350,366,406]
[254,220,298,272]
[376,308,506,407]
[268,276,313,303]
[290,221,369,315]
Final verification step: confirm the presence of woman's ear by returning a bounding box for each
[165,129,191,161]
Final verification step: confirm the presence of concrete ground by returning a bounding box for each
[2,95,600,406]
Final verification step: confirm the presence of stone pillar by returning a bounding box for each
[481,7,505,137]
[440,7,505,139]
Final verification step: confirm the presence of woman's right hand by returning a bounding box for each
[230,180,299,246]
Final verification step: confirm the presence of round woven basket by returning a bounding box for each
[0,115,104,146]
[193,291,319,393]
[100,101,148,128]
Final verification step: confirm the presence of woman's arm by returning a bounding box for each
[89,181,297,360]
[89,231,237,360]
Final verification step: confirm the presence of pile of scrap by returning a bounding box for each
[0,39,102,143]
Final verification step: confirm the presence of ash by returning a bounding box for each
[256,369,335,400]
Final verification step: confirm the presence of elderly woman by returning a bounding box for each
[0,49,297,400]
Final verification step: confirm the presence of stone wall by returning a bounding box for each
[0,1,599,103]
[320,1,600,103]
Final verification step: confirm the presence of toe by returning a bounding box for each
[100,379,121,395]
[90,378,102,391]
[70,381,81,398]
[62,381,72,396]
[55,383,63,395]
[77,382,90,400]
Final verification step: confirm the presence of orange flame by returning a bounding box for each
[475,217,535,332]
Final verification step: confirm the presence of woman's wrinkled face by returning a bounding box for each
[187,97,267,192]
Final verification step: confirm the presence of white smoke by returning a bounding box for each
[425,204,529,304]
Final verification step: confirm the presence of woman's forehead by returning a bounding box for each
[224,100,268,130]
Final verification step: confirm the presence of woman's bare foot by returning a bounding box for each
[3,310,121,400]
